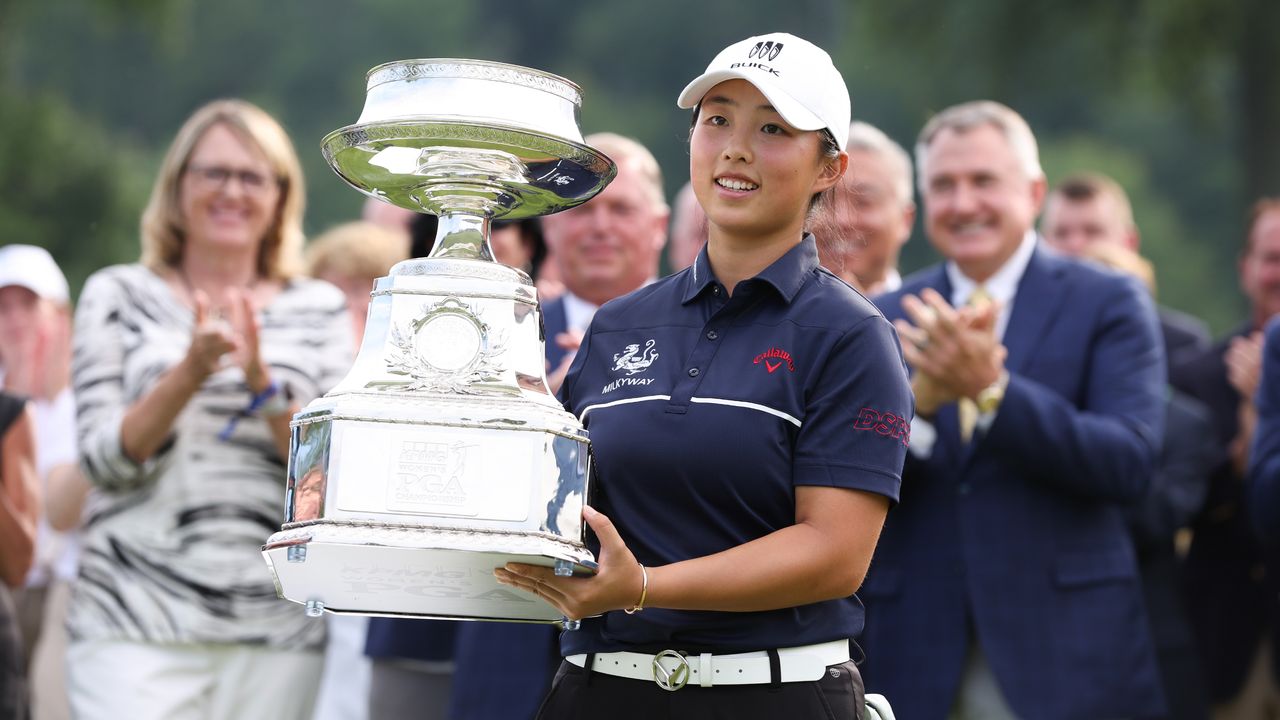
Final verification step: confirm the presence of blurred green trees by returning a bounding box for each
[0,0,1274,333]
[0,91,152,298]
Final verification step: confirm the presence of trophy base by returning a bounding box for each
[263,523,596,624]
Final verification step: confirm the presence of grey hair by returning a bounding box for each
[845,121,914,208]
[914,101,1043,193]
[584,132,669,214]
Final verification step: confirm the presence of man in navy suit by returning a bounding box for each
[862,101,1167,719]
[1041,174,1217,719]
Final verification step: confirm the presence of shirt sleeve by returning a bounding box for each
[72,270,172,492]
[793,315,914,502]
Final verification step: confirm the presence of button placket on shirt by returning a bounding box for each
[667,284,736,413]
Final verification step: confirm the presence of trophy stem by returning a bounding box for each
[427,213,494,263]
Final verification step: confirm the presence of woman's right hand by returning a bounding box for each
[120,291,238,465]
[183,291,239,380]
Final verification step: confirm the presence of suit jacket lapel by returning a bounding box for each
[542,299,570,369]
[1001,247,1070,375]
[929,264,953,305]
[958,246,1067,466]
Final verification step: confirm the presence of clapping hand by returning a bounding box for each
[1226,331,1264,402]
[893,288,1007,413]
[185,291,239,379]
[229,290,271,393]
[186,289,269,391]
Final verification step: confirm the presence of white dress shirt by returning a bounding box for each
[881,268,903,294]
[561,291,599,335]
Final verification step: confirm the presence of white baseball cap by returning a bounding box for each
[0,244,70,304]
[677,32,851,151]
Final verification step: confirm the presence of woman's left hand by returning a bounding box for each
[496,505,646,621]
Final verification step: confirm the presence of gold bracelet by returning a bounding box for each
[624,563,648,614]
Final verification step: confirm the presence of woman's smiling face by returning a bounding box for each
[179,122,281,259]
[689,79,842,243]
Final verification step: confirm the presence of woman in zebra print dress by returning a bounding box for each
[67,100,352,720]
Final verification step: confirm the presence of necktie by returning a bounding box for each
[958,286,993,443]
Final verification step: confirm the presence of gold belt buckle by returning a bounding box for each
[651,649,690,691]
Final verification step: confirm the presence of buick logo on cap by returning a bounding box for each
[748,41,784,61]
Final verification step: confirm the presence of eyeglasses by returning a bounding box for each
[186,164,280,193]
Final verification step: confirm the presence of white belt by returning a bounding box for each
[565,639,849,691]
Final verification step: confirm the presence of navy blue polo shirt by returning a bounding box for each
[558,235,912,655]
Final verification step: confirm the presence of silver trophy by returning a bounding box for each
[261,59,615,625]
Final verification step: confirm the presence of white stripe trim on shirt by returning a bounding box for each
[577,394,802,428]
[578,395,672,422]
[690,397,803,428]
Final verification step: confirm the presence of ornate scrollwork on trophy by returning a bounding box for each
[386,297,507,394]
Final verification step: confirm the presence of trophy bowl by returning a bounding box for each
[322,59,613,224]
[262,59,615,625]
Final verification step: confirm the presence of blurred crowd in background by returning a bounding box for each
[2,3,1280,719]
[1,89,1279,719]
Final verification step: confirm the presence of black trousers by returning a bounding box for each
[535,658,864,720]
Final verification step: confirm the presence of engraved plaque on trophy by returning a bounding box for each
[261,59,615,624]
